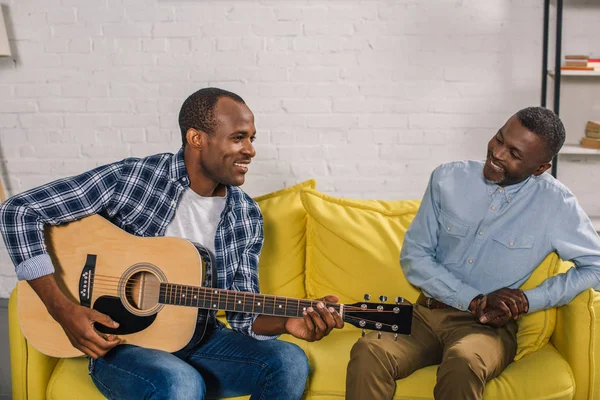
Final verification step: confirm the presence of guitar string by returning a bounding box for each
[90,280,403,311]
[90,275,406,313]
[90,286,405,313]
[91,275,406,307]
[87,289,404,317]
[81,295,400,330]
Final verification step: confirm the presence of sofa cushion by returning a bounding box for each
[514,252,563,361]
[301,327,574,399]
[254,179,316,298]
[301,189,421,304]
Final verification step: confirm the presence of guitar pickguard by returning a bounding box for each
[93,296,157,335]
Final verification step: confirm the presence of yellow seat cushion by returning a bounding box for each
[47,358,104,400]
[254,179,316,298]
[302,327,574,399]
[301,189,421,304]
[514,252,564,360]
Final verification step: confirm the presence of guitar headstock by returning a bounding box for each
[343,294,413,339]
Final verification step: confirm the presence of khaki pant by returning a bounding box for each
[345,304,517,400]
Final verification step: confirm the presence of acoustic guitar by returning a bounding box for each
[17,214,413,358]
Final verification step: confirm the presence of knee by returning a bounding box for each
[154,366,206,400]
[349,335,387,369]
[266,342,309,391]
[439,348,487,382]
[273,342,309,380]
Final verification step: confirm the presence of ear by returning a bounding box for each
[185,128,204,150]
[533,162,552,176]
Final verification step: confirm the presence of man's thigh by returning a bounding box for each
[439,311,518,380]
[349,306,443,379]
[90,344,205,400]
[180,326,308,399]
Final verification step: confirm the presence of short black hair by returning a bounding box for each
[516,107,565,159]
[178,87,246,146]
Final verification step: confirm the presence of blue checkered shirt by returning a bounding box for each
[0,148,271,340]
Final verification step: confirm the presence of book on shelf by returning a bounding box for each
[561,66,595,71]
[580,137,600,150]
[565,61,589,67]
[586,121,600,139]
[561,55,600,71]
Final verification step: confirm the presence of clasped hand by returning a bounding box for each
[470,288,529,328]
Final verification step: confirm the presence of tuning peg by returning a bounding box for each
[379,295,388,303]
[394,333,398,341]
[377,332,382,339]
[362,329,366,337]
[364,294,371,301]
[395,296,404,304]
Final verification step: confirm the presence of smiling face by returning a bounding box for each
[193,96,256,188]
[483,115,553,186]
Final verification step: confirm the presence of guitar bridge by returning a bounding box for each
[78,254,96,308]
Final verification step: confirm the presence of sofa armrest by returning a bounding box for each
[9,287,60,400]
[550,288,600,400]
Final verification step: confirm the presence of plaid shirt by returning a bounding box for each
[0,148,270,340]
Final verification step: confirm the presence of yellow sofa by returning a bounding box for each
[8,180,600,399]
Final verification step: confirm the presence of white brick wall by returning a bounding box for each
[0,0,599,297]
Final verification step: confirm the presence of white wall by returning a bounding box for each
[0,0,598,297]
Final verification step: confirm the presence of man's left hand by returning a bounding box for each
[480,288,529,323]
[284,295,344,342]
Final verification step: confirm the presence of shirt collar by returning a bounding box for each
[485,175,531,202]
[169,147,190,186]
[170,147,236,209]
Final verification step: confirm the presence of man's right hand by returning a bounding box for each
[28,274,121,359]
[49,299,121,359]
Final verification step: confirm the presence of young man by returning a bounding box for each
[346,107,600,400]
[0,88,344,400]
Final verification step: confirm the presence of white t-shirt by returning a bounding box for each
[164,188,227,261]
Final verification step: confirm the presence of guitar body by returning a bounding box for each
[18,215,204,358]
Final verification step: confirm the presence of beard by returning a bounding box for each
[483,157,506,185]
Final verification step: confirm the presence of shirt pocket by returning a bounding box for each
[489,232,536,281]
[437,211,470,265]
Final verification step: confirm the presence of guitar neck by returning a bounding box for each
[158,283,341,318]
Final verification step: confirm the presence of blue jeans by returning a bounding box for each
[89,325,309,400]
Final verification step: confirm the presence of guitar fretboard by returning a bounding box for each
[158,283,342,318]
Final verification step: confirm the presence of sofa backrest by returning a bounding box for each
[255,181,565,361]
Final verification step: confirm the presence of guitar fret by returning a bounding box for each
[274,296,286,316]
[296,298,302,318]
[233,291,239,312]
[263,294,275,315]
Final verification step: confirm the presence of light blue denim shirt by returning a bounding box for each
[400,160,600,313]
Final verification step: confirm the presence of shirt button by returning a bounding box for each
[508,196,512,201]
[468,259,474,264]
[478,231,484,236]
[509,241,515,247]
[171,200,176,206]
[491,206,496,210]
[447,226,451,231]
[155,233,160,237]
[498,188,504,193]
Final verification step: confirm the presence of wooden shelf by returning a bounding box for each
[548,70,600,77]
[559,145,600,155]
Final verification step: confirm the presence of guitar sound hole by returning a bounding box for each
[125,271,160,311]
